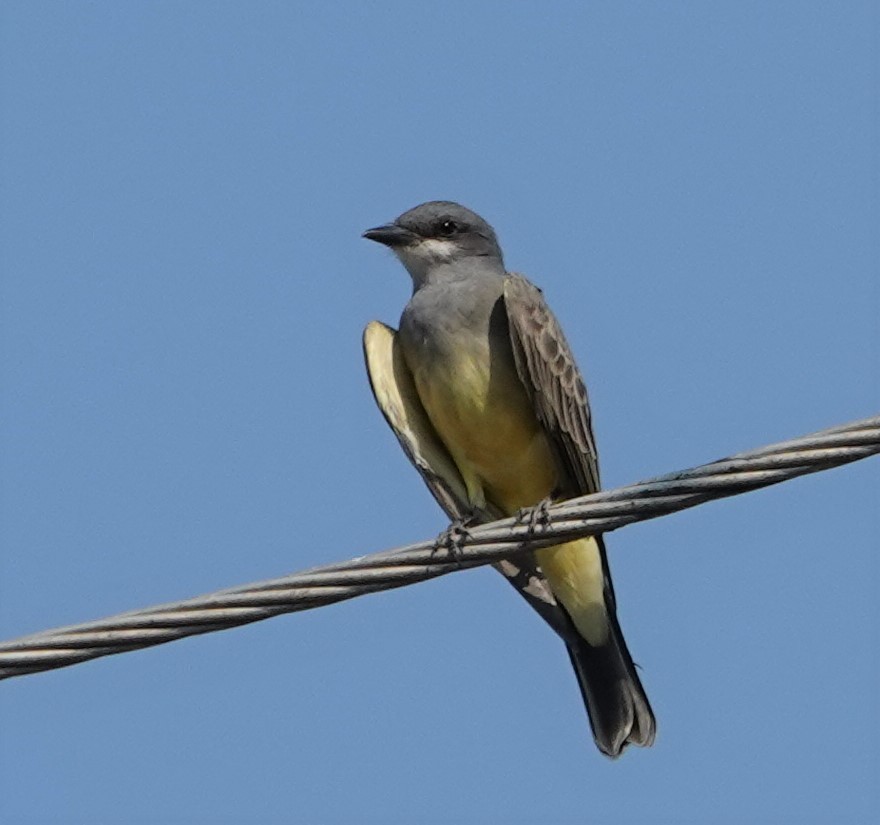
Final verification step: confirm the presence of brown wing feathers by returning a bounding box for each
[503,274,600,495]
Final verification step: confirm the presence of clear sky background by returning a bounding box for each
[1,2,878,823]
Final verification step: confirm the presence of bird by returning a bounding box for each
[361,200,655,758]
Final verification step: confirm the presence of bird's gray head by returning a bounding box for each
[363,201,505,287]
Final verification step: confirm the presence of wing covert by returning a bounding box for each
[503,274,601,495]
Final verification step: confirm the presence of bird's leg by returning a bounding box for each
[433,512,478,566]
[516,496,554,535]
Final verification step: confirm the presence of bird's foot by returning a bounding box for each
[433,514,477,566]
[516,496,554,535]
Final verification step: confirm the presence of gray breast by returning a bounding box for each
[399,276,506,364]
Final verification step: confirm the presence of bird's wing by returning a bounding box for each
[363,320,470,522]
[503,274,600,495]
[363,320,573,639]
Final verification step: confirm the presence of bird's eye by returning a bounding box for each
[438,219,458,236]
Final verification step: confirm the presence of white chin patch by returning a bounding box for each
[395,237,457,267]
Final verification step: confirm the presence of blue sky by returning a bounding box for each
[1,2,878,823]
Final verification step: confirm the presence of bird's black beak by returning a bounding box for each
[362,223,417,248]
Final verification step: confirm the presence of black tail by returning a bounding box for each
[566,617,655,758]
[565,538,655,758]
[494,536,655,756]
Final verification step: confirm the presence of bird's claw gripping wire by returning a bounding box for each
[516,496,554,536]
[433,514,477,566]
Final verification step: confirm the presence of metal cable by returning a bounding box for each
[1,415,877,680]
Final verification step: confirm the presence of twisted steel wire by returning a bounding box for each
[1,414,877,681]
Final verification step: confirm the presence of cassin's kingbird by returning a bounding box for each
[362,201,655,758]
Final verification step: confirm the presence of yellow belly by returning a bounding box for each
[411,347,556,513]
[411,343,609,646]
